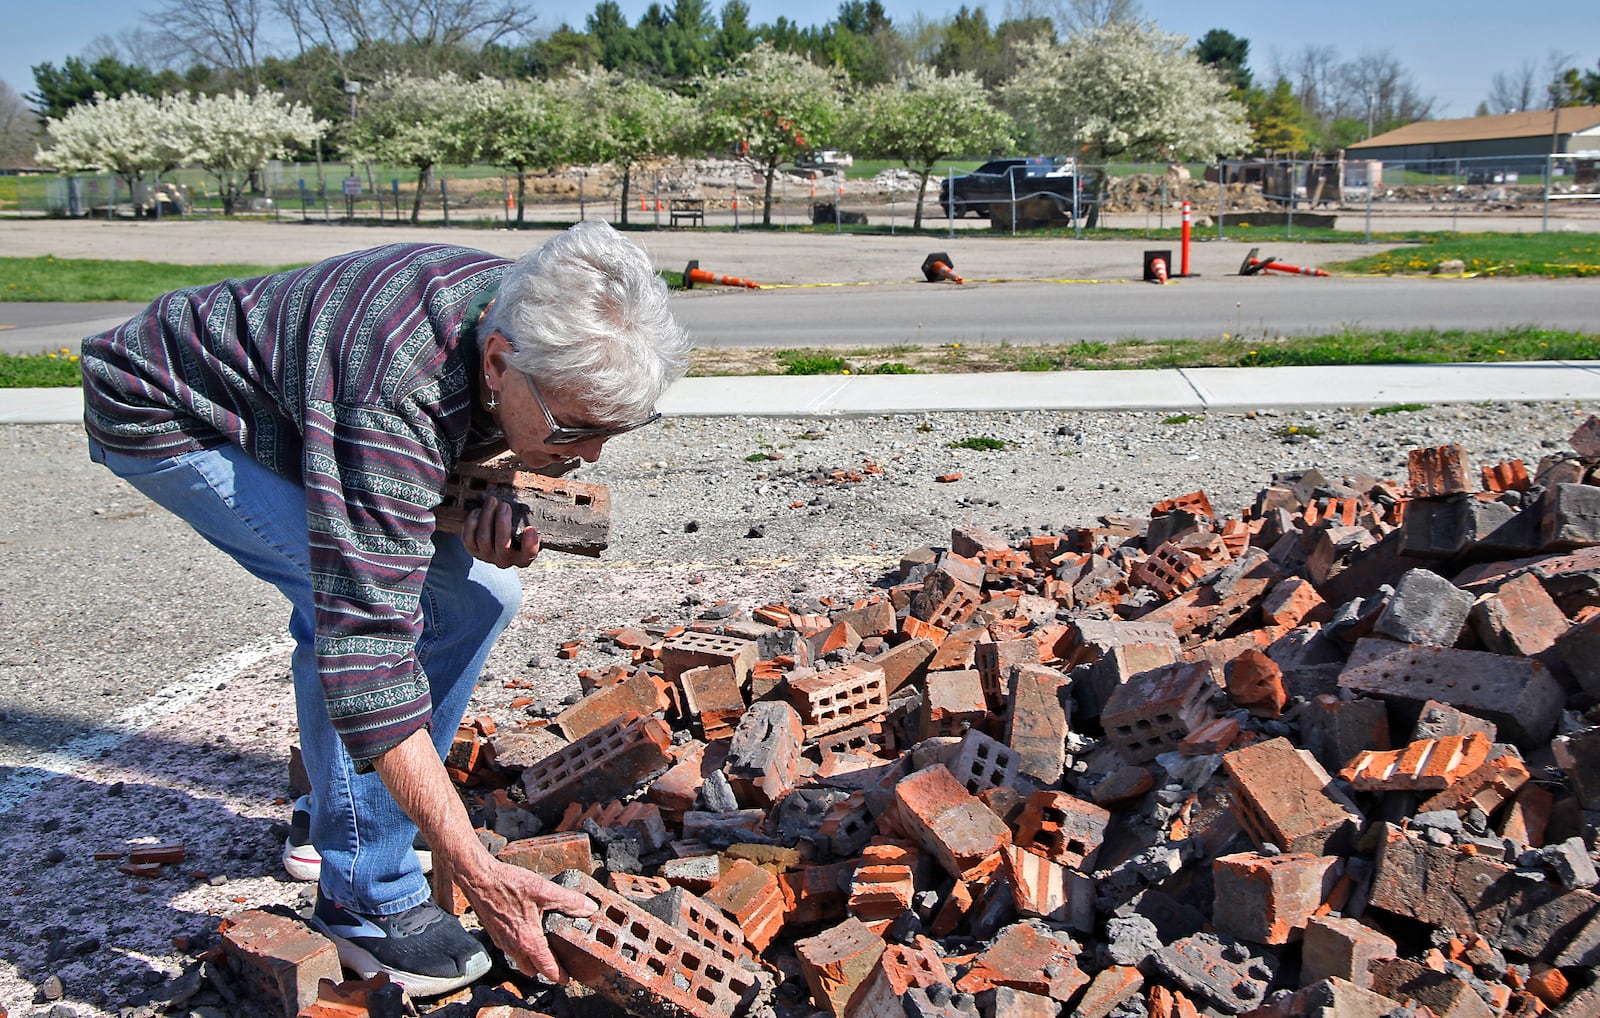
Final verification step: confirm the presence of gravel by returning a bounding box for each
[0,396,1594,1014]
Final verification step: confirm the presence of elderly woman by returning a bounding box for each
[80,222,690,996]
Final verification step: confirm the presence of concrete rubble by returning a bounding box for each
[226,419,1600,1018]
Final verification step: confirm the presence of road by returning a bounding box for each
[6,275,1596,355]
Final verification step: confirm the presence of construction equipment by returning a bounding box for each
[921,252,964,284]
[682,260,761,289]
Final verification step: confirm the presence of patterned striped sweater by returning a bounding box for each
[82,243,509,769]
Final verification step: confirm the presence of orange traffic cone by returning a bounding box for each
[1150,257,1168,284]
[682,260,761,290]
[639,195,647,211]
[920,252,964,284]
[1259,259,1328,277]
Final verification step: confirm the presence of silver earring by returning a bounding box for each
[484,374,498,411]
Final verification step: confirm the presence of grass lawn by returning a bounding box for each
[1326,232,1600,277]
[1,256,308,302]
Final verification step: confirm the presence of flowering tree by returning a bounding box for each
[845,65,1013,228]
[1001,21,1252,163]
[554,70,695,226]
[36,92,188,209]
[172,91,325,214]
[345,72,476,223]
[457,77,576,226]
[695,44,846,226]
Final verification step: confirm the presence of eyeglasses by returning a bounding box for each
[515,371,661,445]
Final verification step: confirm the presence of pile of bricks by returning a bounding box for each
[244,419,1600,1018]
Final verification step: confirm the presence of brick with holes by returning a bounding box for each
[1408,444,1472,498]
[796,916,888,1015]
[955,922,1087,1002]
[520,713,674,819]
[1152,933,1279,1016]
[544,869,760,1018]
[1013,790,1109,870]
[1339,732,1493,793]
[1101,661,1217,766]
[946,728,1022,797]
[789,664,890,740]
[435,457,610,557]
[1002,845,1093,931]
[660,631,759,687]
[848,863,915,925]
[639,885,755,964]
[1132,542,1210,600]
[973,640,1038,714]
[892,764,1011,883]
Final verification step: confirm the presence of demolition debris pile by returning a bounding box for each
[225,420,1600,1018]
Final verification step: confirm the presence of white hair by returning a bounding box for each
[484,221,691,422]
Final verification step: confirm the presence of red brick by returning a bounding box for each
[499,832,596,876]
[832,597,897,639]
[1528,967,1569,1007]
[929,879,976,938]
[921,669,988,739]
[723,701,805,807]
[1482,458,1531,493]
[1013,791,1110,870]
[948,729,1021,796]
[892,764,1011,882]
[610,872,673,899]
[520,713,673,816]
[780,862,853,927]
[927,629,981,672]
[867,637,937,694]
[649,741,727,817]
[1500,780,1553,846]
[219,909,342,1016]
[128,843,186,866]
[660,854,723,893]
[1301,915,1398,989]
[1340,732,1494,793]
[848,863,914,923]
[795,917,887,1015]
[789,664,889,739]
[1002,845,1092,930]
[1469,572,1569,657]
[1370,958,1497,1018]
[660,631,758,687]
[555,669,671,741]
[901,616,949,647]
[1225,648,1286,719]
[704,858,786,953]
[557,800,669,852]
[1212,852,1341,945]
[1260,576,1327,627]
[1223,737,1363,855]
[1102,661,1217,765]
[1409,444,1472,497]
[1132,541,1209,600]
[1074,966,1143,1018]
[641,884,755,965]
[955,923,1087,1002]
[973,639,1038,714]
[1005,663,1071,786]
[679,664,747,741]
[545,870,759,1018]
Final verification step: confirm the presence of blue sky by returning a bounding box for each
[1,0,1592,118]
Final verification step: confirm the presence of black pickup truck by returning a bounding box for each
[938,157,1096,222]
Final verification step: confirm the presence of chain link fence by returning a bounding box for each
[8,152,1598,236]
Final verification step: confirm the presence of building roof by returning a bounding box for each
[1348,105,1600,150]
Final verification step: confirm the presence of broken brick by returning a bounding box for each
[1224,737,1362,856]
[795,916,887,1015]
[891,764,1011,883]
[1212,852,1341,945]
[219,909,342,1017]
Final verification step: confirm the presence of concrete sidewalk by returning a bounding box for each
[5,361,1598,425]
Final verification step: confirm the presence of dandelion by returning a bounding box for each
[1222,333,1231,340]
[68,355,79,362]
[1496,349,1506,355]
[47,353,57,359]
[841,368,851,375]
[1248,349,1257,355]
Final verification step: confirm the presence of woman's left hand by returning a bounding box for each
[463,496,540,568]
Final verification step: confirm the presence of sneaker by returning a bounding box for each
[310,894,491,997]
[282,795,434,882]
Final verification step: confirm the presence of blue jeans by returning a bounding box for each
[90,440,522,915]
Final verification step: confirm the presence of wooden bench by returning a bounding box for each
[669,198,706,227]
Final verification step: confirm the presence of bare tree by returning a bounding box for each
[0,79,41,166]
[274,0,536,57]
[1485,59,1539,114]
[1337,49,1433,136]
[1047,0,1140,36]
[143,0,265,88]
[1272,44,1341,120]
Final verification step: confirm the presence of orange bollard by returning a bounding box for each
[682,260,761,290]
[1258,259,1328,277]
[1180,201,1192,277]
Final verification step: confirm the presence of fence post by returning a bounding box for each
[441,178,449,226]
[1286,158,1294,239]
[947,164,955,239]
[1543,153,1551,234]
[1216,164,1224,240]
